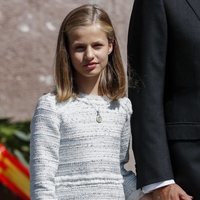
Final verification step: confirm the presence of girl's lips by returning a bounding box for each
[84,62,98,69]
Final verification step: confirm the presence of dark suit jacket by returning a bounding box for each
[128,0,200,193]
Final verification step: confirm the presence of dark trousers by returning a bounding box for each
[169,140,200,200]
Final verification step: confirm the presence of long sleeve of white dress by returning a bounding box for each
[120,99,143,200]
[30,94,60,200]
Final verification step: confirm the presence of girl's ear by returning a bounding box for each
[108,42,113,55]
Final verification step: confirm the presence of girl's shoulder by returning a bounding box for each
[35,92,73,112]
[35,92,58,111]
[117,96,132,115]
[38,92,56,103]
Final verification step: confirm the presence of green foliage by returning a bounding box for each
[0,118,30,167]
[0,118,30,199]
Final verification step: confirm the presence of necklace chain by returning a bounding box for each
[76,95,103,123]
[82,97,102,123]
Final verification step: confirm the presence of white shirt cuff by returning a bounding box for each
[142,180,175,194]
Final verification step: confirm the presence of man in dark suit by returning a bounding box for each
[128,0,200,199]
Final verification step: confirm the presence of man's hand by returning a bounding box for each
[140,193,153,200]
[152,184,192,200]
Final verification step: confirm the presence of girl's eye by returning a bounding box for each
[75,46,85,52]
[93,43,103,49]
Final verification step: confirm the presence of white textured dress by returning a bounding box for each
[30,93,142,200]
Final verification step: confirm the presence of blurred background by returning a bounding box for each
[0,0,134,199]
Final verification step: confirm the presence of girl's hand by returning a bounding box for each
[152,184,193,200]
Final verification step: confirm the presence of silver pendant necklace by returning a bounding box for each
[77,94,103,123]
[96,110,102,123]
[87,100,102,123]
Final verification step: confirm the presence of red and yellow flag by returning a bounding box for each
[0,144,30,199]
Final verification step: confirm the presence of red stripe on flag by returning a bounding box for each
[0,161,7,170]
[0,144,30,199]
[0,144,29,177]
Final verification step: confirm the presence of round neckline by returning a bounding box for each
[77,92,111,102]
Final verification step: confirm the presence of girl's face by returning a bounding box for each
[68,24,113,82]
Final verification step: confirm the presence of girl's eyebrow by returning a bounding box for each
[93,40,104,44]
[72,40,105,45]
[70,42,85,47]
[73,42,85,45]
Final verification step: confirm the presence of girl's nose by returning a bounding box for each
[85,47,94,60]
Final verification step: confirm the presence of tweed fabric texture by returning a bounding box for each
[30,93,141,200]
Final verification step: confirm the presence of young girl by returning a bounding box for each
[30,4,147,200]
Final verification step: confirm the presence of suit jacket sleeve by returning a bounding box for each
[128,0,174,188]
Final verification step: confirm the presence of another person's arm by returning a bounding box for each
[128,0,191,199]
[128,0,173,187]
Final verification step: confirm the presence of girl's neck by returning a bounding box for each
[75,76,101,96]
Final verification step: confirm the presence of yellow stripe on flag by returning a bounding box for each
[1,157,30,197]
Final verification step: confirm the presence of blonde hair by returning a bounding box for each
[55,4,126,101]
